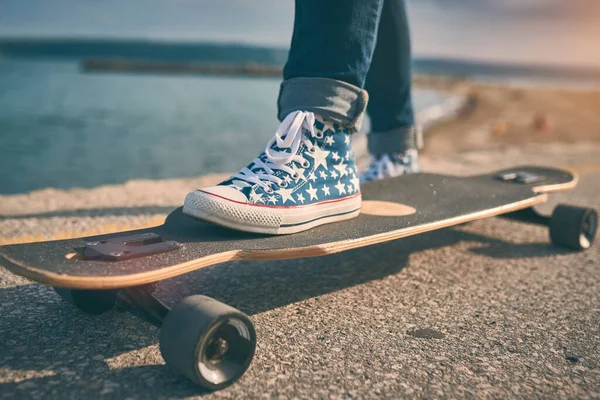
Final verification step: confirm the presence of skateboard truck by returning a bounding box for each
[83,233,182,261]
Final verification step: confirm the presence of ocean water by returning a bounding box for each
[0,59,447,195]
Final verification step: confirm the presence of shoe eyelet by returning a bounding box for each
[292,173,300,179]
[308,147,316,154]
[315,132,324,139]
[266,188,274,194]
[280,181,288,188]
[301,160,310,168]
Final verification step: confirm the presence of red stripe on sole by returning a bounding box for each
[196,190,361,209]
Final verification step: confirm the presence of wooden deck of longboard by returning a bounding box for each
[0,166,576,289]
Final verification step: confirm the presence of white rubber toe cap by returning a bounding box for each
[183,187,282,233]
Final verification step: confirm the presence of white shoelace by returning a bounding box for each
[231,110,321,193]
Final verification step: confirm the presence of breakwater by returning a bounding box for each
[81,59,283,77]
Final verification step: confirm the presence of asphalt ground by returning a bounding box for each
[1,144,599,399]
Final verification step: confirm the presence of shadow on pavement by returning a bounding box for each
[469,240,572,259]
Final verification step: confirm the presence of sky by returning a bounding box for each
[1,0,599,68]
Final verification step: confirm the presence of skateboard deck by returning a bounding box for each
[0,166,581,289]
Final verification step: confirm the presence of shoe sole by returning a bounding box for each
[183,190,362,235]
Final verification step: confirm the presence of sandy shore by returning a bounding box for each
[413,75,600,154]
[1,77,599,244]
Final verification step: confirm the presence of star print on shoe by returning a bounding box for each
[183,111,362,234]
[360,149,422,182]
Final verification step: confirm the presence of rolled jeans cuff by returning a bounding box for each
[368,126,423,156]
[277,77,368,132]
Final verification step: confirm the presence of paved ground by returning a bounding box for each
[1,143,599,399]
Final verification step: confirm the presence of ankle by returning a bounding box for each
[367,126,422,156]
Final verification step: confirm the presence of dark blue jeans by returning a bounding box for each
[278,0,418,154]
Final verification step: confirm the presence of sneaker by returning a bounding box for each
[360,149,421,182]
[183,111,362,234]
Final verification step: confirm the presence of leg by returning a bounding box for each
[284,0,384,88]
[361,0,421,181]
[279,0,385,131]
[185,0,386,234]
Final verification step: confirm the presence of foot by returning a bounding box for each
[184,111,362,234]
[360,149,421,182]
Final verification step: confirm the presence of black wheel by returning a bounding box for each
[53,287,119,315]
[159,295,256,390]
[549,205,598,250]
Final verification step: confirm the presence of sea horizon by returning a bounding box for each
[2,37,600,84]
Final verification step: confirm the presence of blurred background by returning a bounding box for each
[1,0,599,195]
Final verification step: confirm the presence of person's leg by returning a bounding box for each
[185,0,385,234]
[278,0,384,131]
[361,0,422,181]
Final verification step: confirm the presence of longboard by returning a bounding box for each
[0,165,597,390]
[0,166,591,289]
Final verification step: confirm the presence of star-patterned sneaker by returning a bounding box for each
[360,149,421,182]
[183,110,362,234]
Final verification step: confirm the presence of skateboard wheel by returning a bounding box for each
[549,205,598,250]
[159,295,256,390]
[53,287,119,315]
